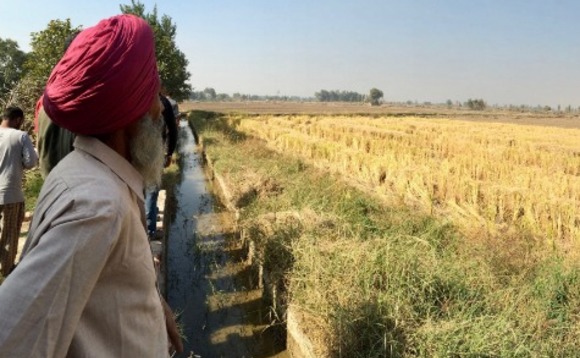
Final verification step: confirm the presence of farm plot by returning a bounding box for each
[236,114,580,248]
[191,111,580,357]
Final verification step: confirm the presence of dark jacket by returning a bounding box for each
[160,95,178,157]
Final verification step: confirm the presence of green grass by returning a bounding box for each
[189,110,580,357]
[23,168,43,212]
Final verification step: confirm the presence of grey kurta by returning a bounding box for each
[0,126,38,204]
[0,136,168,357]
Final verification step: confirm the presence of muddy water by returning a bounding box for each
[166,121,288,358]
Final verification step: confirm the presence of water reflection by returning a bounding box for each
[166,121,287,358]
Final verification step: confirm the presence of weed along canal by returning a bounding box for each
[165,120,288,358]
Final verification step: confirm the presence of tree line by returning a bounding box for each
[188,88,385,105]
[188,89,580,113]
[189,88,309,102]
[0,0,191,123]
[464,98,487,110]
[315,89,365,102]
[314,88,384,105]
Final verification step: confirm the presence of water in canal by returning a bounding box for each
[166,120,287,358]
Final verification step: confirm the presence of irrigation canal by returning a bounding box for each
[165,120,288,358]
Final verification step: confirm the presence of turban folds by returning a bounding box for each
[43,14,159,136]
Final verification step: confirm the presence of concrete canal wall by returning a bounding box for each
[196,133,317,358]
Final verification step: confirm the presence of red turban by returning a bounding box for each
[43,14,159,136]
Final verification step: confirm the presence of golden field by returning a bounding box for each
[184,102,580,250]
[189,105,580,357]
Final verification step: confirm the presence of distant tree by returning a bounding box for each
[9,19,81,117]
[315,89,330,102]
[446,99,453,108]
[369,88,383,106]
[341,90,364,102]
[465,98,487,110]
[191,90,206,101]
[121,0,191,101]
[315,89,365,102]
[24,19,81,88]
[216,93,230,101]
[203,87,216,100]
[0,38,27,106]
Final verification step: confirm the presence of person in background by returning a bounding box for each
[0,15,182,356]
[35,31,80,178]
[0,107,38,277]
[145,93,177,240]
[161,85,181,125]
[35,106,75,178]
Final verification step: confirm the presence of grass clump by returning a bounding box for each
[23,168,43,212]
[189,111,580,357]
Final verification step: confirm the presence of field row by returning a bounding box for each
[232,114,580,244]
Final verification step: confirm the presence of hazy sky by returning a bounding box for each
[1,0,580,107]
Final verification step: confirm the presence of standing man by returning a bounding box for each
[162,86,181,125]
[36,105,75,177]
[145,93,177,240]
[0,107,38,277]
[0,15,182,356]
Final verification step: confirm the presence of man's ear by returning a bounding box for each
[149,96,163,122]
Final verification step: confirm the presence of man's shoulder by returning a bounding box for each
[53,152,128,193]
[16,129,31,140]
[0,127,27,141]
[13,128,29,139]
[42,158,136,224]
[0,127,22,134]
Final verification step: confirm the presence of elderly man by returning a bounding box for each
[0,15,182,357]
[0,107,38,277]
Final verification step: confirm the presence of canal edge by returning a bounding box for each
[193,127,316,358]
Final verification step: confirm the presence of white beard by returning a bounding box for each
[130,114,165,189]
